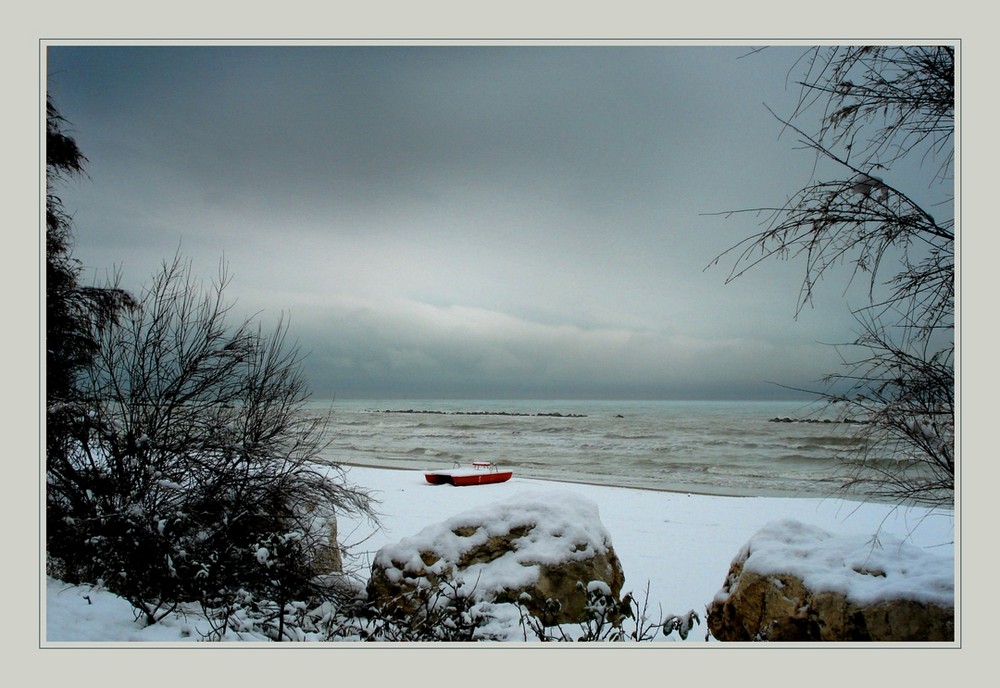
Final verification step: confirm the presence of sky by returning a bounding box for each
[43,42,951,401]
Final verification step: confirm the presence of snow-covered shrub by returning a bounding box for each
[516,581,699,642]
[46,256,375,626]
[326,576,696,642]
[343,579,512,642]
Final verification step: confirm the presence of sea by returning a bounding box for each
[305,398,896,501]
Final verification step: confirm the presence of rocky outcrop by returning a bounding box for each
[366,491,625,625]
[300,500,343,576]
[311,512,343,575]
[706,519,954,642]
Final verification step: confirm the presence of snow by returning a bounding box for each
[719,518,954,607]
[46,578,205,643]
[372,490,612,600]
[43,465,955,645]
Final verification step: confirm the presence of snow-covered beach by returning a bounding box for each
[45,464,955,645]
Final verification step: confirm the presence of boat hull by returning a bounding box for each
[449,470,513,486]
[423,472,453,485]
[424,468,513,486]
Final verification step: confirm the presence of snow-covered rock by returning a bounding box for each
[366,491,625,625]
[310,509,343,575]
[706,519,954,641]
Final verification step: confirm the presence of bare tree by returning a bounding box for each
[46,255,375,624]
[710,46,954,507]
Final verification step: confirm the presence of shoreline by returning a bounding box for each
[336,459,881,504]
[318,399,898,506]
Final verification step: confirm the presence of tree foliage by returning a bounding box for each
[711,46,955,506]
[45,97,135,405]
[44,98,376,627]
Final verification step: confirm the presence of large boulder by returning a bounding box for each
[706,519,954,642]
[366,491,625,625]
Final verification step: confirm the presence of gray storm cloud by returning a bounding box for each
[45,43,897,400]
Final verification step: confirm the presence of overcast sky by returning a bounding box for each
[44,43,938,401]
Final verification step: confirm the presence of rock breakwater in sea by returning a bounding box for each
[376,409,587,418]
[769,417,869,424]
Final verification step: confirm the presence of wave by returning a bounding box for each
[839,454,935,470]
[772,453,840,465]
[405,447,464,460]
[787,435,864,447]
[602,432,665,440]
[513,425,579,435]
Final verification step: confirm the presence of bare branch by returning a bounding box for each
[708,45,955,508]
[47,256,376,619]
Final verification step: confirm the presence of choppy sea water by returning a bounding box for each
[306,399,902,500]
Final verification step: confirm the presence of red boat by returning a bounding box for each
[425,461,513,486]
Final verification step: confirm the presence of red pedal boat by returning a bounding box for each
[425,461,513,486]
